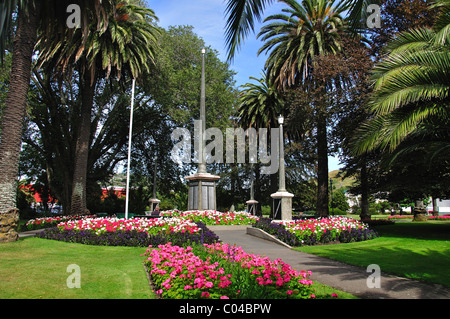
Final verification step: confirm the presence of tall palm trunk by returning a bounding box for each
[316,110,329,217]
[0,3,39,242]
[69,70,95,215]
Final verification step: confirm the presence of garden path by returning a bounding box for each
[211,225,450,299]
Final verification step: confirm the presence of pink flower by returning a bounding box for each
[331,293,338,298]
[286,290,293,295]
[220,296,229,299]
[184,285,192,290]
[156,289,163,294]
[205,281,214,288]
[201,291,210,298]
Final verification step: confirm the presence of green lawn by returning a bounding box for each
[293,221,450,287]
[0,236,356,299]
[0,237,153,299]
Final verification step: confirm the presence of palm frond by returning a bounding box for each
[224,0,274,62]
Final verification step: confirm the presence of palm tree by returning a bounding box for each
[0,1,141,242]
[236,72,285,205]
[237,72,284,129]
[224,0,375,61]
[0,1,117,242]
[0,0,116,218]
[352,0,450,155]
[35,1,160,215]
[0,1,40,242]
[256,0,350,217]
[350,0,450,221]
[258,0,349,89]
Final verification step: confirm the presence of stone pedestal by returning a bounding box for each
[413,207,427,222]
[149,198,160,211]
[413,201,427,222]
[246,199,259,216]
[185,173,220,211]
[271,191,294,221]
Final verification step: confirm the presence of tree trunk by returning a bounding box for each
[0,3,39,242]
[360,162,370,220]
[432,197,439,216]
[69,70,95,215]
[316,111,329,217]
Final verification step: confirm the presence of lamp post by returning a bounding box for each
[270,114,293,221]
[278,115,286,192]
[149,156,160,212]
[246,163,258,216]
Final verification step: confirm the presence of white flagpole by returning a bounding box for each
[125,78,136,219]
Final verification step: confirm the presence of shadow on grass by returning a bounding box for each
[371,222,450,241]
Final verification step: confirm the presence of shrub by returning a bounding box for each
[37,227,152,246]
[252,218,301,246]
[330,208,347,216]
[337,228,379,243]
[362,219,395,226]
[388,215,413,220]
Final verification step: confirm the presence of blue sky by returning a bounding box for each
[145,0,342,171]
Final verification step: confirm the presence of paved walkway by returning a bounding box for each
[209,225,450,299]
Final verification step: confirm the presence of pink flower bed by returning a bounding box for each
[143,242,336,299]
[57,217,200,236]
[281,216,369,242]
[25,215,95,230]
[160,210,260,225]
[427,215,450,221]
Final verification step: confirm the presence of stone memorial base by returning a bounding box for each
[246,199,259,216]
[149,198,160,211]
[271,191,294,221]
[185,172,220,211]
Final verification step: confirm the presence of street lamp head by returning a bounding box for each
[201,48,206,54]
[278,114,284,125]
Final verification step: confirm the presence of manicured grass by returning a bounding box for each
[0,237,154,299]
[293,221,450,287]
[0,236,356,299]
